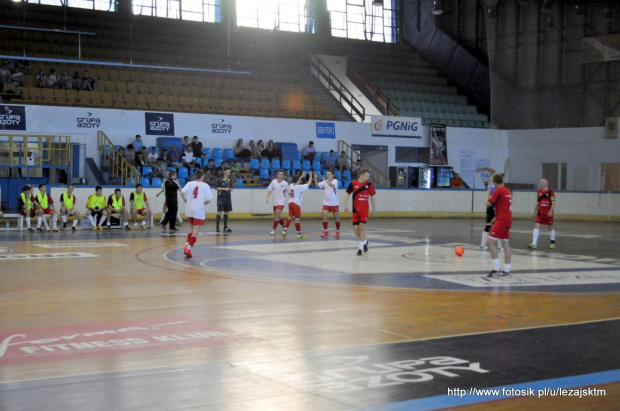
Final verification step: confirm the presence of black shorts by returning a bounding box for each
[217,196,232,213]
[485,205,495,224]
[90,210,104,220]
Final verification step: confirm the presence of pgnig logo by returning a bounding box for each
[373,118,385,131]
[374,119,418,131]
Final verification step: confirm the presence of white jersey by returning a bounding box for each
[182,181,213,219]
[267,179,290,206]
[288,183,309,206]
[318,179,339,206]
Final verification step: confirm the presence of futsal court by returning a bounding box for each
[0,216,619,410]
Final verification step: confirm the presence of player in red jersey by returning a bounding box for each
[486,173,512,277]
[344,169,376,256]
[528,178,556,250]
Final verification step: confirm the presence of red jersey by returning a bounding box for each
[537,188,555,216]
[489,186,512,224]
[346,179,376,215]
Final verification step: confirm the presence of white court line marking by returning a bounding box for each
[470,227,601,239]
[34,243,128,248]
[425,271,620,287]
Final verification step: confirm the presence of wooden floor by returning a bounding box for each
[0,217,619,410]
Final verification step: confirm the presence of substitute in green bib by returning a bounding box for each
[130,183,152,230]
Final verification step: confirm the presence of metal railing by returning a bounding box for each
[310,55,365,122]
[97,131,141,186]
[337,140,391,188]
[347,62,400,117]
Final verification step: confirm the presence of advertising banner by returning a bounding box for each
[429,123,448,165]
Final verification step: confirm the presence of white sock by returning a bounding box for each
[533,228,540,245]
[359,241,364,250]
[62,215,67,223]
[88,215,95,226]
[142,221,146,226]
[134,223,138,226]
[493,259,500,271]
[37,216,42,228]
[481,231,489,246]
[72,219,78,227]
[187,244,192,250]
[26,217,31,228]
[504,264,512,273]
[550,229,555,241]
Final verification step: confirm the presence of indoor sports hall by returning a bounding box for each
[1,0,619,410]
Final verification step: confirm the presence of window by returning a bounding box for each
[328,0,397,42]
[395,147,430,163]
[12,0,116,11]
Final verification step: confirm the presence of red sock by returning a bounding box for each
[335,221,341,230]
[279,218,285,227]
[284,219,291,229]
[322,220,328,230]
[295,222,301,233]
[189,234,197,247]
[272,219,279,229]
[186,232,192,242]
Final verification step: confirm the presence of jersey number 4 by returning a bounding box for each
[193,187,199,199]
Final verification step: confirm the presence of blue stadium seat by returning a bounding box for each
[271,159,281,170]
[224,148,234,159]
[320,151,329,161]
[141,166,152,176]
[213,148,223,159]
[214,158,222,167]
[177,167,189,179]
[250,157,260,171]
[167,167,176,172]
[260,168,270,180]
[302,160,311,172]
[343,170,352,180]
[292,159,301,172]
[151,177,162,187]
[139,177,151,188]
[312,160,321,171]
[202,148,212,159]
[282,159,291,171]
[237,178,244,187]
[334,170,342,180]
[260,158,270,169]
[177,178,185,187]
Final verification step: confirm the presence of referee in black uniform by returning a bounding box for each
[215,168,233,233]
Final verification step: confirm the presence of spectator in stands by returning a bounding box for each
[181,145,196,170]
[133,135,144,152]
[302,141,316,162]
[0,63,11,91]
[191,136,204,160]
[203,158,217,174]
[282,169,292,183]
[48,68,63,89]
[262,140,281,161]
[61,70,72,89]
[233,139,251,160]
[36,69,47,88]
[17,58,30,74]
[136,146,148,168]
[450,172,465,188]
[169,145,183,168]
[150,158,167,179]
[337,151,350,172]
[231,161,240,174]
[147,147,159,165]
[182,136,192,153]
[204,169,216,186]
[11,67,25,87]
[72,72,82,90]
[82,70,96,91]
[253,140,264,159]
[248,140,257,158]
[159,149,171,166]
[124,144,136,165]
[324,150,337,171]
[351,159,362,179]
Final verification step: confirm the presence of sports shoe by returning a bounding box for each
[125,225,131,230]
[480,245,489,251]
[270,230,276,236]
[36,227,42,232]
[92,226,98,231]
[27,227,34,232]
[487,269,504,278]
[223,227,232,233]
[215,228,220,233]
[549,243,556,249]
[72,226,76,231]
[133,225,138,230]
[62,222,67,229]
[363,240,369,253]
[184,246,192,258]
[141,225,148,230]
[528,243,537,249]
[46,227,51,232]
[335,232,340,238]
[106,225,111,230]
[282,230,287,236]
[321,231,328,237]
[160,224,167,230]
[52,228,59,232]
[98,226,104,231]
[357,249,363,256]
[296,234,306,239]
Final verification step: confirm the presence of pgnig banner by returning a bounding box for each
[371,116,421,138]
[0,105,26,130]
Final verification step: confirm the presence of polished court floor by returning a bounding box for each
[0,217,619,410]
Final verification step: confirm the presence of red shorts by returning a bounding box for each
[43,209,55,215]
[352,213,368,224]
[288,203,302,218]
[188,217,205,226]
[489,220,511,240]
[273,205,284,212]
[19,209,35,218]
[322,205,339,213]
[535,215,553,225]
[135,208,147,215]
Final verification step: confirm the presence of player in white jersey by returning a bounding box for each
[180,169,213,258]
[314,170,341,238]
[265,170,290,236]
[283,171,311,239]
